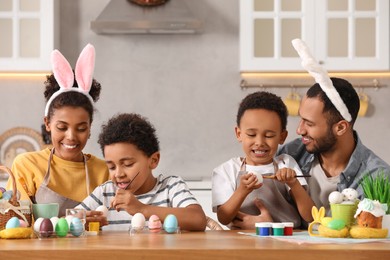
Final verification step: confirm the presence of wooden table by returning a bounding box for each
[0,230,389,260]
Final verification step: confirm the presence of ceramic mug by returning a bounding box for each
[32,203,59,220]
[358,93,369,117]
[283,92,301,116]
[330,203,358,227]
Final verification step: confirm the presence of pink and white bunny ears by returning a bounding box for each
[291,39,352,122]
[44,44,96,116]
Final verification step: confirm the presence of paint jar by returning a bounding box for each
[272,223,284,236]
[282,222,294,236]
[255,222,272,236]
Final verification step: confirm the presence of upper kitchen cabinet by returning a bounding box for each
[240,0,389,72]
[0,0,59,72]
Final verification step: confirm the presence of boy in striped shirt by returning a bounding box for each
[77,113,206,231]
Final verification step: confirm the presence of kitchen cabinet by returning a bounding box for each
[0,0,59,72]
[240,0,389,72]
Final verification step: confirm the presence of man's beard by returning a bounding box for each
[305,128,337,154]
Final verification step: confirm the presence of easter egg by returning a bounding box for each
[148,215,162,233]
[39,218,54,238]
[321,217,333,227]
[131,213,145,231]
[328,191,343,204]
[0,187,6,193]
[6,217,21,229]
[341,188,358,202]
[50,216,59,229]
[341,200,355,205]
[65,215,74,228]
[250,171,264,185]
[2,190,13,200]
[163,214,178,234]
[19,219,28,228]
[0,190,2,199]
[327,219,346,230]
[33,218,44,232]
[70,217,84,237]
[96,205,108,217]
[55,218,69,237]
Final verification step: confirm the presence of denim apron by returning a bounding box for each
[35,148,90,217]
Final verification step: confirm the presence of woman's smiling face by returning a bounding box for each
[45,106,91,162]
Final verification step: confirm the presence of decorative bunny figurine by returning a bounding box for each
[308,206,349,238]
[308,206,325,237]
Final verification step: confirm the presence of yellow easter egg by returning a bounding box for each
[321,217,333,227]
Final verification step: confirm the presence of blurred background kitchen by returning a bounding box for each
[1,0,389,220]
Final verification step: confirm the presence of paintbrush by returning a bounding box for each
[121,171,141,190]
[18,177,37,204]
[262,175,311,180]
[110,171,141,211]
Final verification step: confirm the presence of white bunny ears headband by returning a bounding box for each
[44,44,96,116]
[291,39,352,122]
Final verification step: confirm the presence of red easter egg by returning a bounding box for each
[39,218,54,238]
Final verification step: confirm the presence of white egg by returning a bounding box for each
[341,200,355,205]
[250,171,264,185]
[33,217,44,232]
[341,188,358,201]
[50,216,59,228]
[65,215,74,228]
[328,191,344,204]
[96,205,108,217]
[131,213,145,230]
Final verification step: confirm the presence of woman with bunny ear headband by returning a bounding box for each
[7,44,109,217]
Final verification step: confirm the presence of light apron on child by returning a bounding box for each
[236,157,301,226]
[35,148,90,217]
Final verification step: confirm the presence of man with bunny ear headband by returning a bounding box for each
[232,40,390,230]
[276,39,390,216]
[7,44,109,217]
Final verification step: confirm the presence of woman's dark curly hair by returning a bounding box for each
[236,91,288,130]
[98,113,160,157]
[44,73,102,123]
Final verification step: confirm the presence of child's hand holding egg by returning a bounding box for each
[250,171,264,185]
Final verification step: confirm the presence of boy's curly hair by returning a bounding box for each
[98,113,160,157]
[236,91,288,130]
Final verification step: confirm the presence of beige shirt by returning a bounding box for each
[307,158,339,215]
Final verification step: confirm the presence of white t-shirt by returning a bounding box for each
[212,154,307,228]
[307,158,339,215]
[77,174,199,231]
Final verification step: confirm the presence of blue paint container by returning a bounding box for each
[255,222,272,236]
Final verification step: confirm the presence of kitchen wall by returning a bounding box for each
[0,0,389,182]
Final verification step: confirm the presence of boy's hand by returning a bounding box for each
[274,168,299,188]
[110,189,144,215]
[237,173,262,194]
[85,210,108,229]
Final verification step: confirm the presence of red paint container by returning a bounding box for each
[282,222,294,236]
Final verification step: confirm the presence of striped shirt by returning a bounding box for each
[76,174,199,231]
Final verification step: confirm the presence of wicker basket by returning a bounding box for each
[0,165,32,230]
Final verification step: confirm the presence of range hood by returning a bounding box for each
[91,0,203,34]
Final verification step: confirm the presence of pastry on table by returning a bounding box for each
[350,198,388,239]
